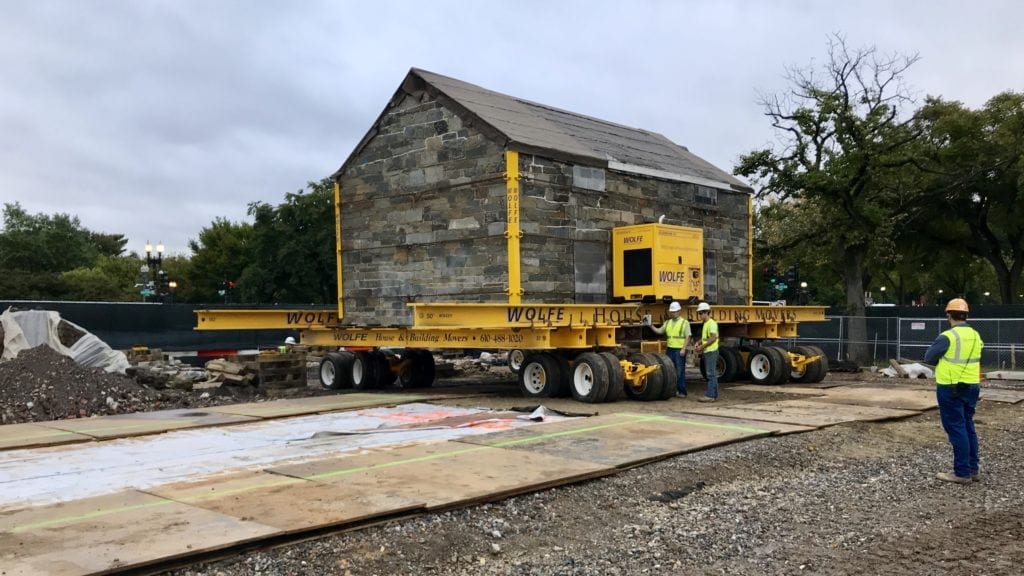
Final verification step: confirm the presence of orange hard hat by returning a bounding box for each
[945,298,969,313]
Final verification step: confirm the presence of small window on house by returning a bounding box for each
[695,185,718,207]
[703,251,717,301]
[572,165,606,192]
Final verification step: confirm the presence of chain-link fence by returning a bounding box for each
[784,316,1024,370]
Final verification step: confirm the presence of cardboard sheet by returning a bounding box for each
[0,490,278,576]
[679,399,920,427]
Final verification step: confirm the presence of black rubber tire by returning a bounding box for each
[718,347,742,383]
[517,352,562,398]
[653,352,678,400]
[765,346,791,385]
[788,345,820,383]
[508,349,527,374]
[320,351,355,389]
[570,352,610,403]
[599,352,624,402]
[624,352,665,401]
[399,349,436,388]
[373,350,397,388]
[351,350,380,390]
[806,345,830,382]
[747,347,786,385]
[551,354,573,398]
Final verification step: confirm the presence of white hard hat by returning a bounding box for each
[696,302,711,313]
[284,336,297,345]
[668,301,682,312]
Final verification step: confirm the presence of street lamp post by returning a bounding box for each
[799,281,809,305]
[168,280,178,304]
[141,241,166,302]
[879,286,886,304]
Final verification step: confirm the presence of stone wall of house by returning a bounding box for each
[339,92,751,325]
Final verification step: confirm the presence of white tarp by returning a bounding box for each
[0,307,129,373]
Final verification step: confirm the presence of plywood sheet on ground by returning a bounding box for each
[36,408,259,439]
[0,423,92,451]
[207,392,433,418]
[269,441,614,510]
[679,399,920,427]
[810,386,937,411]
[147,470,423,534]
[729,384,830,396]
[0,489,278,576]
[456,413,810,468]
[981,388,1024,403]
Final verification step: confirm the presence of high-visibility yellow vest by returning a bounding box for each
[935,325,982,385]
[701,319,719,352]
[665,317,690,348]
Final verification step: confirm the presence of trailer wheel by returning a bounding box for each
[399,349,436,388]
[766,346,791,385]
[806,345,830,382]
[718,347,743,383]
[599,352,624,402]
[320,352,353,390]
[551,354,573,398]
[373,350,397,388]
[570,352,610,403]
[518,353,562,398]
[653,353,678,400]
[508,349,527,374]
[351,351,380,390]
[788,345,821,383]
[747,347,787,385]
[624,352,665,401]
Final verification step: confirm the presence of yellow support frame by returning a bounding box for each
[334,179,344,320]
[505,149,523,303]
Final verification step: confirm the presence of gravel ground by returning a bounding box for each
[162,377,1024,576]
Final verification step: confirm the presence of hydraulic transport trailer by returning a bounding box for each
[196,150,828,403]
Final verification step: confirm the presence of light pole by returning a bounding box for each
[141,241,165,301]
[879,286,886,304]
[168,280,178,304]
[799,281,808,304]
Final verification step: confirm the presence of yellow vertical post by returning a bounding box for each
[747,194,753,305]
[334,180,345,320]
[505,149,523,304]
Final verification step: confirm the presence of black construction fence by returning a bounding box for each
[0,301,304,354]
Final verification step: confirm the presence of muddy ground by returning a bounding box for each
[163,372,1024,576]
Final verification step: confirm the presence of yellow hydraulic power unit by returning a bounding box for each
[612,223,704,303]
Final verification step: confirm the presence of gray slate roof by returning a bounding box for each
[339,68,751,193]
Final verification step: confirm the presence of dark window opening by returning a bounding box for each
[623,248,652,287]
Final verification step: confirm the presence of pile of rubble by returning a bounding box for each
[0,346,161,424]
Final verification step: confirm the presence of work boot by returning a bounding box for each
[675,392,687,399]
[972,467,981,482]
[935,472,971,484]
[697,396,716,403]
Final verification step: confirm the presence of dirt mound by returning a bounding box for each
[0,345,160,424]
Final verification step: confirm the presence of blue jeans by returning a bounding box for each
[666,347,687,395]
[936,384,980,478]
[703,349,719,399]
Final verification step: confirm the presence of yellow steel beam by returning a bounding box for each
[196,304,826,333]
[196,309,340,330]
[334,180,345,320]
[747,194,753,305]
[410,303,826,328]
[504,149,523,304]
[300,326,557,349]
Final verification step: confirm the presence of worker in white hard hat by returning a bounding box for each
[694,302,719,402]
[924,297,983,484]
[279,336,297,353]
[645,301,692,397]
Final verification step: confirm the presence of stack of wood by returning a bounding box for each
[204,351,307,389]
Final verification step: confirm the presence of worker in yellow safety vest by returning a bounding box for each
[694,302,719,402]
[646,301,692,397]
[924,298,983,484]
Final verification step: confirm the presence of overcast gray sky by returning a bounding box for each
[2,0,1021,255]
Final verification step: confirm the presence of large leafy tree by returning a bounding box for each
[913,92,1024,304]
[242,178,337,304]
[183,218,254,303]
[0,203,128,300]
[736,37,921,364]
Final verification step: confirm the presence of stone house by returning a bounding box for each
[334,68,753,326]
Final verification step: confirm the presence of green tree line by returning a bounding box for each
[0,178,337,304]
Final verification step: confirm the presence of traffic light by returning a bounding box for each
[785,265,799,285]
